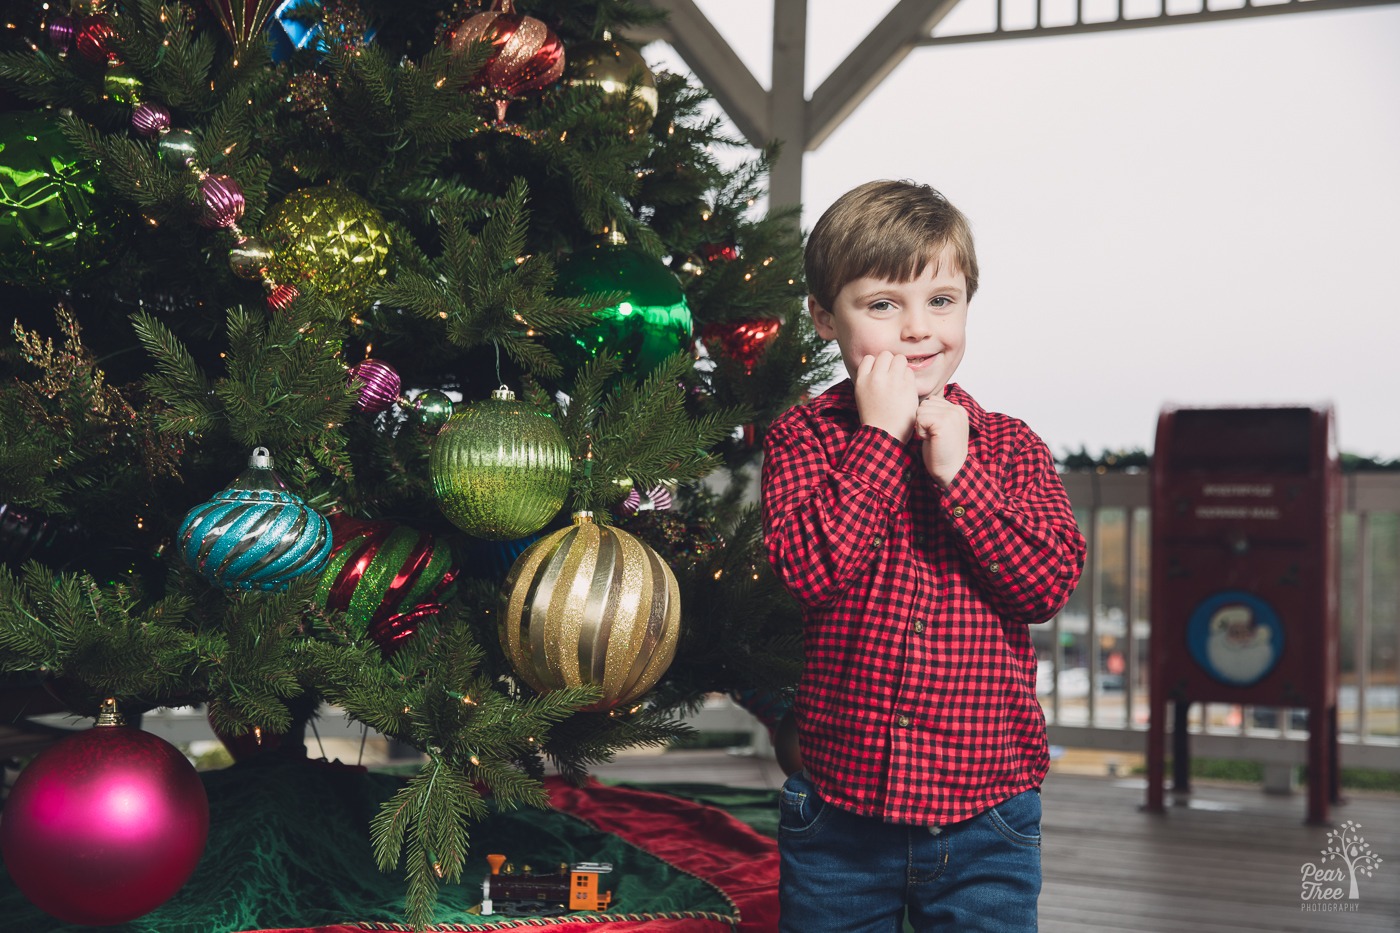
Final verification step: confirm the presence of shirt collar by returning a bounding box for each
[809,378,987,438]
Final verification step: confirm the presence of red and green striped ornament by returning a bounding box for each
[315,512,458,650]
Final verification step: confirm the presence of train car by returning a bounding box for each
[480,853,613,917]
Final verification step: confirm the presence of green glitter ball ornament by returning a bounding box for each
[550,237,693,381]
[0,110,107,287]
[430,386,571,541]
[263,185,391,313]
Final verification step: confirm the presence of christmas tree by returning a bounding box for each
[0,0,833,925]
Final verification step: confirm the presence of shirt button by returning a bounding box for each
[989,561,1002,574]
[951,506,966,518]
[896,715,911,727]
[871,535,884,548]
[913,619,925,634]
[913,531,925,544]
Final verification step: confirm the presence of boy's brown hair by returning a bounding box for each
[804,179,979,311]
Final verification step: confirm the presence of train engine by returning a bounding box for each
[480,853,613,917]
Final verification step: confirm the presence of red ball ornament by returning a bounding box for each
[701,318,782,373]
[447,0,564,122]
[698,241,739,264]
[0,705,210,925]
[74,14,122,65]
[266,282,300,312]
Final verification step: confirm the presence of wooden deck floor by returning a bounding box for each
[587,749,1400,933]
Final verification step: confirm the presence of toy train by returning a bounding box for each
[479,852,613,917]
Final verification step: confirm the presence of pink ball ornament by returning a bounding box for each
[0,710,210,925]
[197,173,245,229]
[131,102,173,138]
[348,359,401,413]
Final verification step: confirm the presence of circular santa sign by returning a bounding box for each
[1186,590,1284,687]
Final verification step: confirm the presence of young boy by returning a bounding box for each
[761,180,1087,932]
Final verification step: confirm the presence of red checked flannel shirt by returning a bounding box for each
[762,380,1086,825]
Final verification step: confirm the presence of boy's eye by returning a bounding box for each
[930,296,952,309]
[869,300,895,312]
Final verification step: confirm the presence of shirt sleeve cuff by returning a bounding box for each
[940,457,1003,529]
[837,426,909,504]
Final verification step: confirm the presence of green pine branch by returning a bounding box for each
[561,353,751,511]
[374,178,599,377]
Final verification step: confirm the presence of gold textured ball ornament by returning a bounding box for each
[263,186,391,312]
[430,386,571,540]
[500,512,681,711]
[564,38,658,136]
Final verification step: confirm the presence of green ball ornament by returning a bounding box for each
[102,65,144,105]
[0,110,106,287]
[228,236,274,280]
[430,386,571,541]
[264,186,391,312]
[551,240,693,380]
[156,128,199,167]
[411,389,454,432]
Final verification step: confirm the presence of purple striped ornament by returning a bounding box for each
[131,102,172,139]
[48,15,75,51]
[348,359,401,413]
[198,174,245,229]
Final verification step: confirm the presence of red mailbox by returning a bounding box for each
[1146,404,1340,824]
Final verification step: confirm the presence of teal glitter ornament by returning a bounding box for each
[0,110,106,287]
[430,386,571,541]
[177,447,332,591]
[550,235,693,380]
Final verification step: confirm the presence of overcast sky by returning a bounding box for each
[646,2,1400,459]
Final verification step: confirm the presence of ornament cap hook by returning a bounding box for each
[571,511,596,525]
[96,697,125,727]
[490,385,515,401]
[248,446,273,469]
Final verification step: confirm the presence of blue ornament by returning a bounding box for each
[268,0,377,63]
[177,447,332,591]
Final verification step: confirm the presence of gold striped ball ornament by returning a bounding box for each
[430,386,571,540]
[500,511,681,711]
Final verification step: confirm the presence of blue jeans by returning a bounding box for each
[777,772,1041,932]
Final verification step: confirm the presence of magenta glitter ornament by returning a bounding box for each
[197,173,245,229]
[131,102,172,138]
[48,15,75,51]
[0,709,209,925]
[348,359,401,413]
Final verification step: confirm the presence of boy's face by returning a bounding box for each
[809,247,968,400]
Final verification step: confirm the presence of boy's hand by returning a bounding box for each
[854,352,918,443]
[916,393,969,488]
